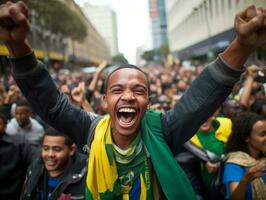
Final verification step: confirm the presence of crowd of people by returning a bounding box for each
[0,1,265,200]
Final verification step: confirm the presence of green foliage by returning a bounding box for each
[159,43,169,58]
[112,54,129,65]
[141,43,169,62]
[0,0,87,41]
[141,50,155,62]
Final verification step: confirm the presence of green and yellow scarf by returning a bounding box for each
[86,109,197,199]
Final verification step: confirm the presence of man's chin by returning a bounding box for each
[114,124,139,137]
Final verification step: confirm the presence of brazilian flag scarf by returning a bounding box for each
[86,109,197,199]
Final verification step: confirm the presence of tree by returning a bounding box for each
[141,50,155,62]
[159,43,169,59]
[141,43,169,63]
[0,0,87,41]
[112,54,129,65]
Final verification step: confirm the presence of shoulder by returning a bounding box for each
[30,118,44,130]
[6,118,18,133]
[223,163,245,183]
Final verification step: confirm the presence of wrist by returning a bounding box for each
[246,76,254,82]
[220,38,255,69]
[235,37,256,54]
[5,39,32,58]
[242,175,251,184]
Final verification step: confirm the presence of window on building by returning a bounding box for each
[228,0,232,9]
[209,0,213,19]
[221,0,225,12]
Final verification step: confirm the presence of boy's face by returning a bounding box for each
[15,106,31,127]
[103,68,150,139]
[41,135,75,177]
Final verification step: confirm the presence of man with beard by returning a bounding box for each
[0,1,266,199]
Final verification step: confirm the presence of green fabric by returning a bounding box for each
[113,133,143,164]
[86,109,197,199]
[141,109,197,200]
[86,116,154,199]
[196,120,224,157]
[111,139,154,199]
[196,119,225,189]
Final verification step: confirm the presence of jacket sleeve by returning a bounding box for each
[161,55,244,155]
[10,52,93,148]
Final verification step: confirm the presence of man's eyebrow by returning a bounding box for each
[134,84,148,90]
[109,84,123,89]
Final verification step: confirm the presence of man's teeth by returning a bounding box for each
[118,108,136,113]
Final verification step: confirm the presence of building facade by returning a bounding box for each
[65,0,110,65]
[0,0,110,68]
[82,3,119,57]
[166,0,266,61]
[149,0,168,50]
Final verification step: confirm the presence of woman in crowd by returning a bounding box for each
[223,112,266,200]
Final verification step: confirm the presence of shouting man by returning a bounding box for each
[0,1,265,199]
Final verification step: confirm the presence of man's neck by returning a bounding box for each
[111,131,139,150]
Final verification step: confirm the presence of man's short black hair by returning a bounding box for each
[16,99,31,109]
[43,127,74,148]
[103,64,150,95]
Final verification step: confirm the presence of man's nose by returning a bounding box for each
[47,150,55,157]
[121,91,135,100]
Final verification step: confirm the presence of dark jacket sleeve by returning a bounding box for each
[161,55,244,155]
[10,53,94,148]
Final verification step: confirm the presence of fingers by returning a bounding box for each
[242,5,257,21]
[9,4,30,30]
[246,161,266,180]
[235,5,266,36]
[79,82,85,92]
[97,60,108,72]
[0,2,15,28]
[17,1,30,20]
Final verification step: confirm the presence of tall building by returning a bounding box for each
[166,0,266,61]
[149,0,168,50]
[82,3,119,56]
[65,0,110,65]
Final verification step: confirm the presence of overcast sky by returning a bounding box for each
[74,0,151,64]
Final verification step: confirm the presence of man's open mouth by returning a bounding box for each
[117,107,137,128]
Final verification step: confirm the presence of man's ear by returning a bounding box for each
[102,94,107,110]
[69,144,76,156]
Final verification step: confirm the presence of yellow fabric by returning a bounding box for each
[190,134,202,148]
[86,115,149,199]
[190,117,232,148]
[140,174,147,199]
[215,117,232,143]
[226,151,266,200]
[86,115,117,199]
[151,173,160,200]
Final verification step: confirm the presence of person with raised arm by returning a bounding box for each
[0,1,265,199]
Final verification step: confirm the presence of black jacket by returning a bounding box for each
[0,134,37,200]
[20,151,87,200]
